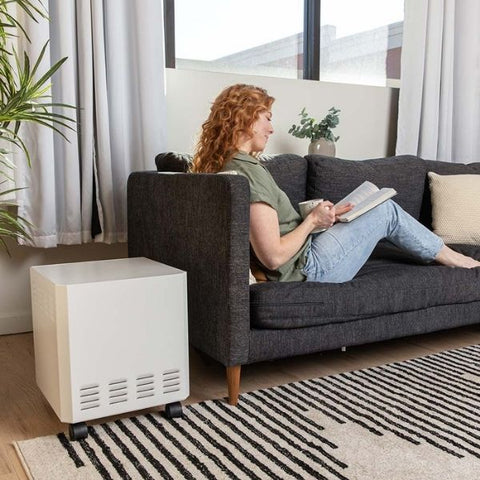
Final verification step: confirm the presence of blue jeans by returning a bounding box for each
[302,200,444,283]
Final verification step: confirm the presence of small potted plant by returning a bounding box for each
[289,107,340,156]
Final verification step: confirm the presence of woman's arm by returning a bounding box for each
[250,201,336,270]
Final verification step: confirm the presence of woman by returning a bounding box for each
[191,84,480,282]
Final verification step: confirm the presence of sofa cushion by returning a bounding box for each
[305,155,427,220]
[155,152,192,172]
[420,160,480,228]
[450,243,480,258]
[250,254,480,329]
[428,172,480,244]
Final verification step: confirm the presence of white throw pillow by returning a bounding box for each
[428,172,480,244]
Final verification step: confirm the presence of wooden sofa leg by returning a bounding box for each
[226,365,241,406]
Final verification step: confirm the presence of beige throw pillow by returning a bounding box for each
[428,172,480,244]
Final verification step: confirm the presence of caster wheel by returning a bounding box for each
[69,422,88,441]
[164,401,183,419]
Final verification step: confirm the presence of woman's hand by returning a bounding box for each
[309,201,336,229]
[308,201,354,230]
[335,202,354,221]
[249,200,355,272]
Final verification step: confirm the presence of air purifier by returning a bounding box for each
[30,257,189,440]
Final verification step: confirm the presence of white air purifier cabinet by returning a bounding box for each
[30,257,189,440]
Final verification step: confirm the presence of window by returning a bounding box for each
[319,0,404,86]
[170,0,304,79]
[165,0,404,87]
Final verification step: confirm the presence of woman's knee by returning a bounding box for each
[361,199,396,222]
[379,199,397,212]
[373,199,402,221]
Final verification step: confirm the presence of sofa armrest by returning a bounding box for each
[127,171,251,366]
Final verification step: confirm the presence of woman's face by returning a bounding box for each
[249,110,274,152]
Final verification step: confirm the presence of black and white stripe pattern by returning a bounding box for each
[17,344,480,479]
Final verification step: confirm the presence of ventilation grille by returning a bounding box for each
[80,384,100,411]
[109,379,128,405]
[136,374,155,399]
[78,370,183,409]
[162,369,181,394]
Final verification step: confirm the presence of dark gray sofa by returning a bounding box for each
[127,153,480,405]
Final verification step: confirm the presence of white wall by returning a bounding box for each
[1,68,399,335]
[0,241,127,335]
[165,69,399,159]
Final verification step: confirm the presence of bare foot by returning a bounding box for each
[435,246,480,268]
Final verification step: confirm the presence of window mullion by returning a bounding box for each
[164,0,175,68]
[303,0,320,80]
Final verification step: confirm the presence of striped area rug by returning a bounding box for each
[15,344,480,480]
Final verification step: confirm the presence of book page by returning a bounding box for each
[337,187,397,222]
[334,181,379,207]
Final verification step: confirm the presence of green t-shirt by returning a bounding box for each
[222,152,310,282]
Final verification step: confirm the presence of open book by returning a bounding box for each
[335,181,397,222]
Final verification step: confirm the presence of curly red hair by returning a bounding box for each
[191,84,275,173]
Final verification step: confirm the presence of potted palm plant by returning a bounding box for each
[0,0,73,253]
[289,107,340,156]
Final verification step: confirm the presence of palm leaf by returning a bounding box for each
[0,0,75,252]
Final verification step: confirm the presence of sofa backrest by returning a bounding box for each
[305,154,427,220]
[155,152,480,229]
[259,154,307,212]
[155,152,308,212]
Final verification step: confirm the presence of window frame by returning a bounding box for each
[164,0,401,85]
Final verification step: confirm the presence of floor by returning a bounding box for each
[1,326,480,480]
